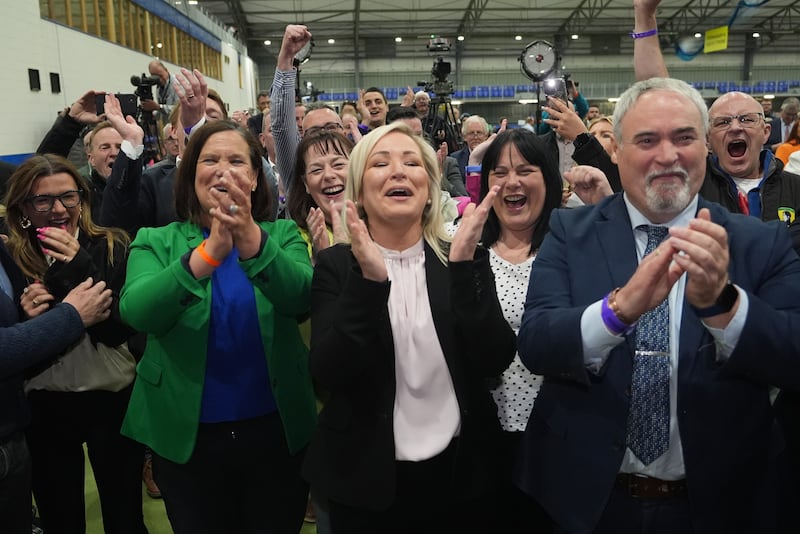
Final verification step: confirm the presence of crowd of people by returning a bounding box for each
[1,0,800,533]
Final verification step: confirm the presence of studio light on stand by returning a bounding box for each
[518,40,559,128]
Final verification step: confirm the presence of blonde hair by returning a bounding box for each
[344,122,450,264]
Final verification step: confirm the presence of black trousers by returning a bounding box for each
[328,439,494,534]
[0,431,32,534]
[494,431,553,532]
[26,386,146,534]
[578,484,693,534]
[152,411,308,534]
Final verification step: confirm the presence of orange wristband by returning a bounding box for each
[196,240,222,267]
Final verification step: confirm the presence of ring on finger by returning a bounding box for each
[229,204,239,215]
[33,298,39,306]
[187,94,195,99]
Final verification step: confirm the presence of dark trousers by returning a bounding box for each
[328,439,493,534]
[26,387,146,534]
[495,431,553,532]
[570,484,692,534]
[152,411,308,534]
[0,431,32,534]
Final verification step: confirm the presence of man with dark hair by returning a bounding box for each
[359,87,388,131]
[248,90,272,137]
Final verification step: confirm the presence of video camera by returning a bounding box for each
[419,38,454,97]
[130,74,160,102]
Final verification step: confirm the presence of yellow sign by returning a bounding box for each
[705,26,729,53]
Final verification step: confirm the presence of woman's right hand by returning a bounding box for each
[449,186,499,262]
[307,206,331,260]
[344,200,387,282]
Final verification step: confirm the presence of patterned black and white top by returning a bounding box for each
[488,249,542,432]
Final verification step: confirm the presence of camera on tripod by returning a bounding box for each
[128,73,163,163]
[130,74,160,102]
[419,38,454,97]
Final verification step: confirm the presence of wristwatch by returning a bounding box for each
[693,282,738,318]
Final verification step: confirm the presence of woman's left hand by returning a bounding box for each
[21,282,55,318]
[208,169,262,259]
[449,185,499,262]
[36,226,80,264]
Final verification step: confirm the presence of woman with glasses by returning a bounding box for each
[3,154,146,533]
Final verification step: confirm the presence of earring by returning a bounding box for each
[20,215,31,229]
[426,198,432,205]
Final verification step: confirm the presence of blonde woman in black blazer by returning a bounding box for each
[303,122,516,533]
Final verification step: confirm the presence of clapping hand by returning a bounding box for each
[342,200,387,282]
[449,185,500,262]
[176,69,208,131]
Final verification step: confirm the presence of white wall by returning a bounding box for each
[0,0,256,158]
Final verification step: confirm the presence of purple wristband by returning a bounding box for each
[629,28,658,39]
[601,293,635,336]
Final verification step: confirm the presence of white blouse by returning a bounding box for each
[378,239,461,461]
[488,248,542,432]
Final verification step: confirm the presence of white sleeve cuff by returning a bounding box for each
[121,140,144,159]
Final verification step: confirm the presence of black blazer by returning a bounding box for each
[303,241,516,511]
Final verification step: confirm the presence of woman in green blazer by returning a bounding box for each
[120,120,317,534]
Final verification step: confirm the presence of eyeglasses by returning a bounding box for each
[25,190,83,212]
[710,112,764,130]
[464,131,488,138]
[305,122,345,136]
[165,137,179,144]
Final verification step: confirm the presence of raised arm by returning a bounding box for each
[633,0,669,80]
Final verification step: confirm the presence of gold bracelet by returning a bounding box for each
[608,287,634,325]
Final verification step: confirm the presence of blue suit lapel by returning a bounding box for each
[595,195,639,290]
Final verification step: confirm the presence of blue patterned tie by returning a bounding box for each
[626,225,670,465]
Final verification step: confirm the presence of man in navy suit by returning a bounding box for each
[516,77,800,533]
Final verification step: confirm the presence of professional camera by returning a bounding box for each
[419,58,455,97]
[130,74,160,101]
[129,73,163,164]
[419,38,455,97]
[415,37,461,151]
